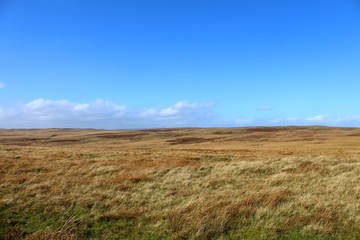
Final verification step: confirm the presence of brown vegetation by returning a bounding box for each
[1,126,360,239]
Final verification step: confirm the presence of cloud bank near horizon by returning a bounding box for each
[235,114,360,127]
[1,99,360,129]
[0,99,216,129]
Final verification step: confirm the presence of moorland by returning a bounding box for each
[1,126,360,239]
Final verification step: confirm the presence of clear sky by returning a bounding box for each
[0,0,360,129]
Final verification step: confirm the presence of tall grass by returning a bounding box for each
[1,127,360,239]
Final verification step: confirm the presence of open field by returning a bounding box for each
[1,126,360,239]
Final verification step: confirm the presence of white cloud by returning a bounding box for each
[0,82,5,88]
[256,106,273,111]
[235,117,257,125]
[235,114,360,127]
[305,114,332,122]
[2,99,360,129]
[0,99,216,129]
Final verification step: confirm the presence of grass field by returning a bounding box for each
[1,126,360,239]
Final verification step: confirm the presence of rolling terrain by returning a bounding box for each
[1,126,360,239]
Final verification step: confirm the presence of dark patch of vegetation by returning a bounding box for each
[96,133,148,139]
[167,137,222,145]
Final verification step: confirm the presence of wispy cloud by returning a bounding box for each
[256,106,273,111]
[0,99,216,129]
[1,99,360,129]
[235,114,360,127]
[0,82,5,89]
[305,114,333,122]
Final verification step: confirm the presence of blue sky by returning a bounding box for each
[0,0,360,128]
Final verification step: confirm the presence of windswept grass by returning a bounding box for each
[1,127,360,239]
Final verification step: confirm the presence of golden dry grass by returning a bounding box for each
[1,126,360,239]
